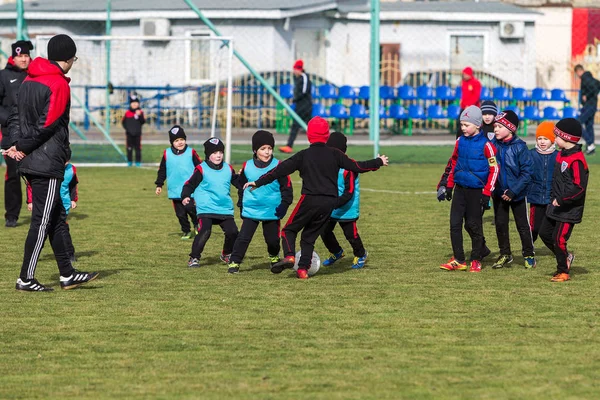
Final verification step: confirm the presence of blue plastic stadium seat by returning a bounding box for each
[480,87,492,101]
[339,85,358,101]
[318,84,337,100]
[350,104,368,119]
[562,106,578,119]
[358,86,370,100]
[532,88,550,102]
[279,84,294,99]
[379,105,388,119]
[417,85,435,100]
[447,104,461,120]
[380,86,396,101]
[311,85,319,99]
[493,87,511,101]
[329,104,349,119]
[524,106,541,121]
[311,103,327,118]
[504,105,521,118]
[436,85,453,101]
[427,104,445,119]
[408,104,425,119]
[454,87,462,101]
[543,106,560,120]
[389,104,408,120]
[551,89,568,102]
[512,88,530,102]
[398,85,417,101]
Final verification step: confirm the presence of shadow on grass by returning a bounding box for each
[40,250,100,262]
[68,213,89,221]
[49,268,131,283]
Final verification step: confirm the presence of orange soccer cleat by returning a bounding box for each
[440,258,467,271]
[551,273,570,282]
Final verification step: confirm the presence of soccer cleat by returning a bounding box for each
[268,254,281,267]
[323,249,345,266]
[15,278,54,292]
[188,257,200,268]
[481,246,491,260]
[439,258,467,271]
[469,260,482,273]
[220,252,231,264]
[5,219,17,228]
[551,273,570,282]
[492,254,513,269]
[296,268,309,279]
[567,253,575,270]
[271,256,295,274]
[279,146,293,154]
[227,262,240,274]
[524,256,537,269]
[585,144,596,155]
[351,252,368,269]
[59,270,99,290]
[181,232,192,240]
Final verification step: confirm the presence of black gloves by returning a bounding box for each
[503,189,515,201]
[445,187,453,201]
[275,204,289,219]
[481,194,491,210]
[437,186,446,202]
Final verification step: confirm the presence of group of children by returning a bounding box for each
[438,100,589,282]
[155,116,388,279]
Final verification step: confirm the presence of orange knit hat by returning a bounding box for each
[536,121,555,143]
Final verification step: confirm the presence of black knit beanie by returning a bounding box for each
[481,100,498,117]
[554,118,582,143]
[495,110,519,133]
[169,125,186,145]
[47,34,77,62]
[11,40,33,58]
[129,94,140,107]
[327,131,347,153]
[252,130,275,153]
[204,137,225,158]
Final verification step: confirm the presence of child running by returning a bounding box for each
[181,138,239,268]
[539,118,589,282]
[243,116,388,279]
[320,132,368,269]
[226,130,293,274]
[155,125,202,239]
[527,121,557,243]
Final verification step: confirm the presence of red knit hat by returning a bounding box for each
[462,66,473,77]
[306,116,330,144]
[293,59,303,71]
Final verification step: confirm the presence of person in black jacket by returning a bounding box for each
[122,94,145,166]
[0,40,33,227]
[279,59,312,153]
[574,64,600,155]
[244,116,388,279]
[539,118,589,282]
[5,34,98,292]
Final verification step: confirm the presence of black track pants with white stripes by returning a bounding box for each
[20,175,75,281]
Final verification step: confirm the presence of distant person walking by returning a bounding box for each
[574,64,600,155]
[279,59,312,154]
[456,66,481,138]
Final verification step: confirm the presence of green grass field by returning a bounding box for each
[1,146,599,399]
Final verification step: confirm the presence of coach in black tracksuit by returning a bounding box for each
[0,40,33,227]
[6,35,98,291]
[279,59,312,153]
[247,116,387,278]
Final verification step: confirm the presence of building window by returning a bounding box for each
[187,32,212,83]
[450,35,484,71]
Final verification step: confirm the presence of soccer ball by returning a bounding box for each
[293,251,320,276]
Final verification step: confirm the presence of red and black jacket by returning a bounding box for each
[122,108,145,136]
[546,144,588,224]
[8,57,71,179]
[0,57,27,148]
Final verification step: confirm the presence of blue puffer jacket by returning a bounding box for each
[527,148,557,205]
[492,135,533,202]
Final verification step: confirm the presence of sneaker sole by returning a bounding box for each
[271,260,294,274]
[61,273,99,290]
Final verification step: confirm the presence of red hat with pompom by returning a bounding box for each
[293,59,303,71]
[306,116,330,144]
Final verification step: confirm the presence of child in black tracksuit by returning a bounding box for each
[226,130,293,274]
[155,125,202,239]
[539,118,589,282]
[181,138,239,268]
[244,116,387,279]
[320,132,368,269]
[122,95,145,166]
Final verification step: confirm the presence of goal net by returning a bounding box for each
[34,35,234,165]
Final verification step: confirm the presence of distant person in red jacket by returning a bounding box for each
[122,94,145,167]
[456,67,482,137]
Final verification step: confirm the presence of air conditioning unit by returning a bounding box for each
[499,21,525,39]
[140,18,171,37]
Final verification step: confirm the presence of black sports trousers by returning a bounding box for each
[190,216,238,258]
[4,155,22,221]
[172,199,197,233]
[230,219,281,264]
[538,215,575,274]
[321,219,366,258]
[449,185,485,262]
[20,175,74,281]
[528,203,548,243]
[126,134,142,163]
[493,196,534,257]
[281,194,337,268]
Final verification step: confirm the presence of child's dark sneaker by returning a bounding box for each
[481,246,491,260]
[351,251,368,269]
[567,253,575,270]
[468,260,482,273]
[268,254,281,267]
[271,256,295,274]
[220,252,231,264]
[181,232,192,240]
[524,256,536,269]
[492,254,513,269]
[188,257,200,268]
[15,278,54,292]
[296,268,309,279]
[227,262,240,274]
[551,272,570,282]
[323,249,345,266]
[59,270,99,290]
